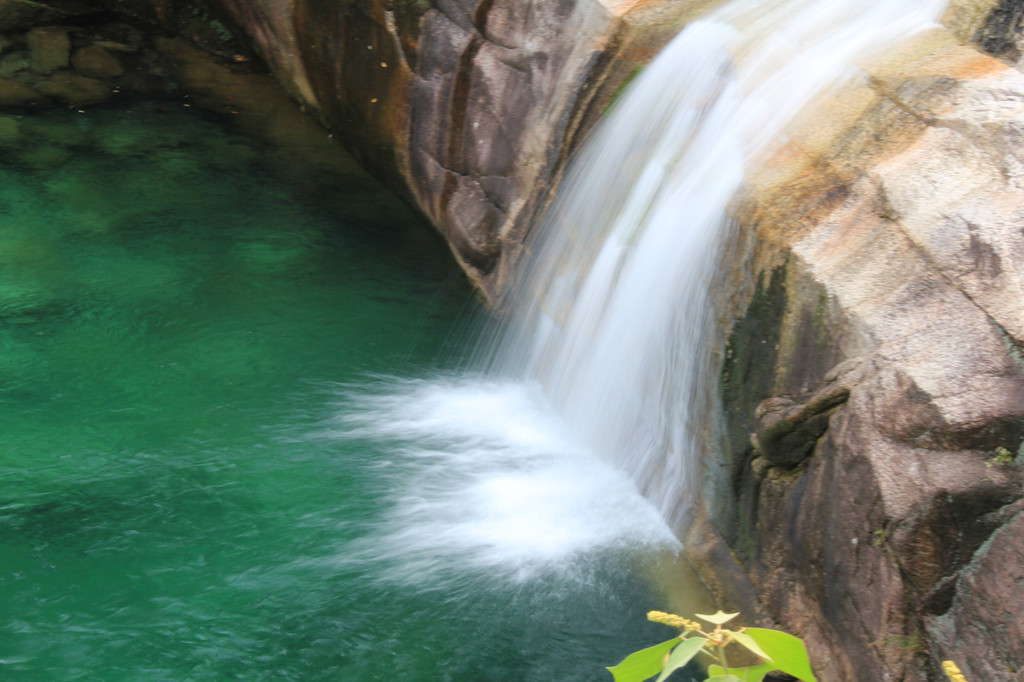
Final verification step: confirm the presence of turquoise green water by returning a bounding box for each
[0,102,691,681]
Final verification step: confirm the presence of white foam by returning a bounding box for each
[325,377,679,586]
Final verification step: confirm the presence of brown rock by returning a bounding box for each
[713,25,1024,681]
[70,45,124,78]
[26,26,70,75]
[151,37,357,173]
[0,49,29,78]
[753,363,857,468]
[34,72,111,105]
[928,504,1024,681]
[0,75,45,106]
[16,143,70,168]
[0,0,67,32]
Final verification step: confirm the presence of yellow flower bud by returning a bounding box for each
[942,660,967,682]
[647,611,688,629]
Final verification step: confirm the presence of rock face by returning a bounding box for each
[0,11,187,109]
[195,0,721,296]
[708,7,1024,679]
[5,0,712,295]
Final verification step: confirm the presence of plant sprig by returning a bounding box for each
[608,610,816,682]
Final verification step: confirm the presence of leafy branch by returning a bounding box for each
[608,610,816,682]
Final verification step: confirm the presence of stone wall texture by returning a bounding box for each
[708,3,1024,678]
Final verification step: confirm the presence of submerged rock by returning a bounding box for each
[15,142,71,168]
[26,25,70,75]
[70,44,124,78]
[34,71,112,105]
[0,114,18,143]
[0,49,30,78]
[0,75,44,106]
[0,0,70,32]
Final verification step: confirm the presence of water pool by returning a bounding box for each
[0,101,691,681]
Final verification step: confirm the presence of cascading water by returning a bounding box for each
[486,0,947,529]
[329,0,951,621]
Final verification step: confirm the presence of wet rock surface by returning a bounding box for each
[71,44,125,78]
[0,18,154,107]
[0,0,73,32]
[928,503,1024,680]
[201,0,723,296]
[707,6,1024,678]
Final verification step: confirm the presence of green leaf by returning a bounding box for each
[695,610,740,625]
[743,629,817,681]
[607,638,681,682]
[654,636,707,682]
[708,663,777,681]
[730,631,772,662]
[705,677,743,682]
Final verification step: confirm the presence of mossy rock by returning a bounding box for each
[0,0,69,32]
[0,75,46,106]
[34,71,112,106]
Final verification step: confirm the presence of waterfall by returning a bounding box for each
[336,0,948,586]
[485,0,946,528]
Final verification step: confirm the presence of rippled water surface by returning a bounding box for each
[0,102,689,681]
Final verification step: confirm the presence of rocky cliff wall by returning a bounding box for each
[198,0,726,297]
[701,4,1024,678]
